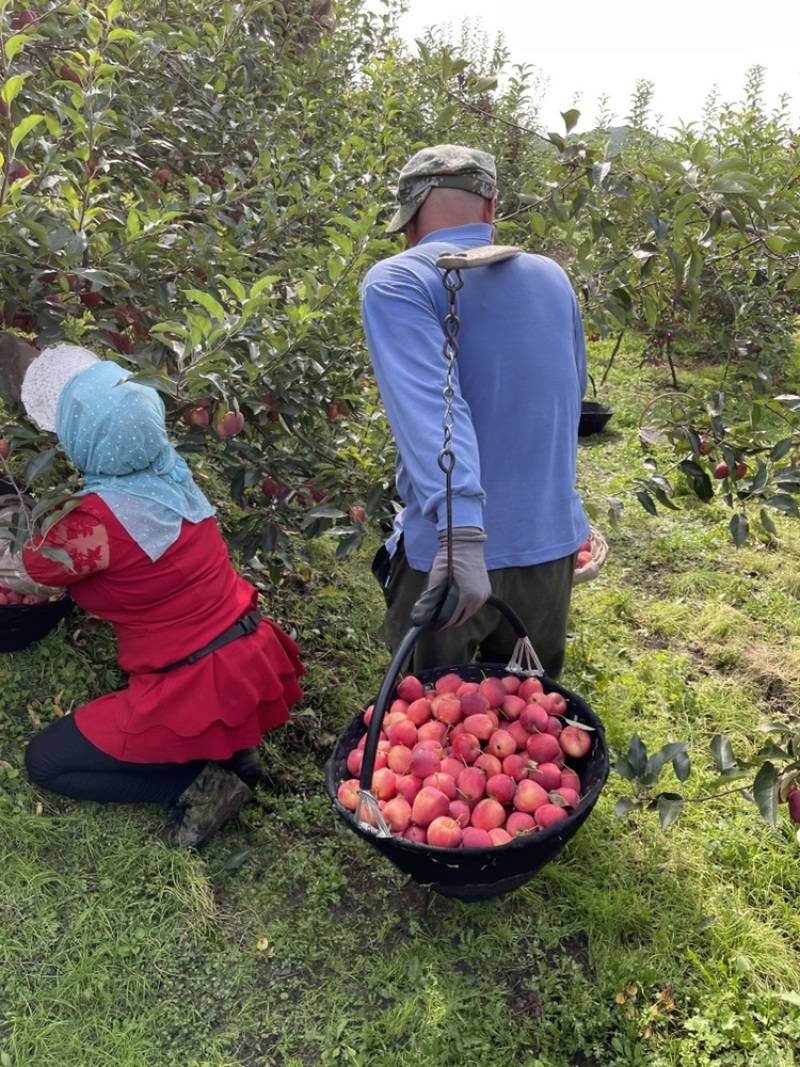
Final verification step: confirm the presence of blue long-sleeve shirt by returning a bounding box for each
[361,223,589,572]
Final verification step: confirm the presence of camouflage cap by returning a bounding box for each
[386,144,497,234]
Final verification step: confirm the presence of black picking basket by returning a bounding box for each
[578,375,614,437]
[324,597,609,902]
[0,478,74,652]
[0,596,73,653]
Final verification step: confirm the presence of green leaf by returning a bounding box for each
[24,448,57,486]
[528,211,546,238]
[614,797,642,817]
[729,512,749,547]
[1,73,27,103]
[220,849,251,870]
[709,734,738,773]
[10,113,44,152]
[635,490,658,516]
[752,761,779,828]
[561,109,580,133]
[673,751,691,782]
[184,289,227,322]
[656,793,684,830]
[644,741,690,784]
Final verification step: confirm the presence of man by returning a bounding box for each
[361,144,590,677]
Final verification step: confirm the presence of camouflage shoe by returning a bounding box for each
[161,763,252,850]
[219,747,262,789]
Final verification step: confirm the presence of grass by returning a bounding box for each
[4,346,800,1066]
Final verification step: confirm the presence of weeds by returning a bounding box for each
[3,350,800,1065]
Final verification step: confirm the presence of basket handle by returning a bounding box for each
[358,594,537,792]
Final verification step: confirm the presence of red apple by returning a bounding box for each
[370,767,397,801]
[452,731,481,764]
[520,702,549,734]
[473,752,502,779]
[559,724,592,759]
[519,676,544,701]
[488,827,513,846]
[713,461,729,479]
[346,748,364,777]
[506,721,530,751]
[337,778,360,812]
[396,775,423,804]
[534,804,569,829]
[526,732,563,765]
[184,406,210,427]
[462,713,495,741]
[427,815,463,848]
[449,798,472,826]
[470,797,507,832]
[405,697,432,726]
[500,694,526,721]
[485,772,516,805]
[506,811,537,836]
[503,752,532,782]
[552,786,581,810]
[513,779,549,814]
[423,772,457,801]
[416,720,447,744]
[461,826,493,848]
[478,676,506,709]
[549,692,568,715]
[560,767,581,792]
[431,694,462,725]
[386,744,414,775]
[11,9,38,29]
[456,765,486,804]
[386,718,417,749]
[408,745,440,779]
[459,690,491,717]
[60,63,85,86]
[396,675,425,703]
[403,825,427,844]
[215,410,245,439]
[486,729,516,760]
[530,762,562,792]
[411,786,450,828]
[382,796,412,834]
[434,672,462,694]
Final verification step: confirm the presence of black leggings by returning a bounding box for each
[25,714,205,807]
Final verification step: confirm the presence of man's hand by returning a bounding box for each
[410,526,491,630]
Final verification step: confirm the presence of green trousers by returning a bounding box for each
[377,548,578,679]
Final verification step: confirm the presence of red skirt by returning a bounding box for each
[74,618,304,763]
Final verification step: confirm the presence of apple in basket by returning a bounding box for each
[0,584,50,606]
[342,670,594,849]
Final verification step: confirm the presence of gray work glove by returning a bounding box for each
[410,526,491,631]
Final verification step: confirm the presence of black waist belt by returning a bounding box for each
[155,609,262,673]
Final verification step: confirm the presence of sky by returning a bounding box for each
[384,0,800,133]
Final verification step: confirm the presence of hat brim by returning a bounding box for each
[385,188,432,234]
[21,345,100,432]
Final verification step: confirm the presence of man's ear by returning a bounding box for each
[483,196,497,225]
[403,216,420,248]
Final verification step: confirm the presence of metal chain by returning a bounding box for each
[439,268,464,581]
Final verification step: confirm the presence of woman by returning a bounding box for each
[18,347,304,848]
